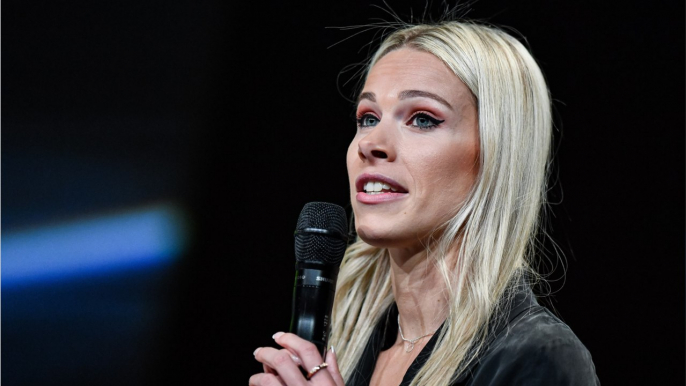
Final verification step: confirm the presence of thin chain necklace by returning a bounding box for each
[397,315,436,353]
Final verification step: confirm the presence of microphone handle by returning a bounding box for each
[290,262,339,356]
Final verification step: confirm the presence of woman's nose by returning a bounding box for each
[357,126,396,162]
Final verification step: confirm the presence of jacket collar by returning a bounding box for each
[347,276,538,386]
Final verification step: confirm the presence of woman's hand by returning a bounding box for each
[250,332,344,386]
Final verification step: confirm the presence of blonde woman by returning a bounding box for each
[250,21,599,386]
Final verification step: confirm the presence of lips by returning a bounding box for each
[355,173,408,193]
[362,180,399,194]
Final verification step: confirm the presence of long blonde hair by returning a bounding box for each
[330,21,552,385]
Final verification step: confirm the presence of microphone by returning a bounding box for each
[290,202,348,356]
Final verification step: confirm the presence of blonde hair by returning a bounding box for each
[330,21,552,385]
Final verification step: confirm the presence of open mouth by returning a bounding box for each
[356,174,408,195]
[363,181,399,194]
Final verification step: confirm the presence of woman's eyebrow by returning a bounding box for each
[398,90,452,109]
[357,92,376,103]
[357,90,452,110]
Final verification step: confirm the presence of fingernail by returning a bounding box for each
[290,354,302,365]
[253,347,262,356]
[272,332,284,340]
[330,345,335,354]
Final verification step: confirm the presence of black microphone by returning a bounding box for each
[290,202,348,356]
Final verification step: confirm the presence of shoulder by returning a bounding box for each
[465,306,600,386]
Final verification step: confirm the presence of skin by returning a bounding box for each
[350,48,479,386]
[251,47,480,386]
[349,48,479,253]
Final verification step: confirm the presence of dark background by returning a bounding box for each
[3,0,684,384]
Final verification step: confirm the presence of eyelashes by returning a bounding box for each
[408,112,444,130]
[356,112,445,130]
[356,114,380,128]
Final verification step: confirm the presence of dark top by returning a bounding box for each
[348,285,599,385]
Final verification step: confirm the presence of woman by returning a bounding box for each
[251,21,599,385]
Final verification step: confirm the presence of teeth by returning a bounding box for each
[363,180,400,194]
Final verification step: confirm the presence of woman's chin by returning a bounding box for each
[356,226,395,248]
[356,223,435,254]
[356,225,419,250]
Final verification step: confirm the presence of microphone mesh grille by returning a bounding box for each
[295,202,348,265]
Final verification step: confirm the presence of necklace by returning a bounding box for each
[397,315,436,353]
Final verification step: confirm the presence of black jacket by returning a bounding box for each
[348,285,599,385]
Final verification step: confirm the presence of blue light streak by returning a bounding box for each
[2,204,188,287]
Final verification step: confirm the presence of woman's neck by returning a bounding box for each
[387,246,452,339]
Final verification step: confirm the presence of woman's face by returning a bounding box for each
[347,48,480,252]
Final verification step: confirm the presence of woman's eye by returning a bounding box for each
[356,114,379,128]
[409,113,444,130]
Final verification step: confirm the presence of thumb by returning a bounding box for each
[324,346,345,386]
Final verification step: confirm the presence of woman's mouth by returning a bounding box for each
[355,174,408,203]
[362,180,400,194]
[356,173,408,193]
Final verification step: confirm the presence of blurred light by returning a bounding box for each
[2,204,188,287]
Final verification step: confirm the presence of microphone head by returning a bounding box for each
[295,202,348,265]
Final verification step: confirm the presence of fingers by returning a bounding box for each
[252,333,341,385]
[324,346,345,386]
[249,373,286,386]
[253,346,308,386]
[273,332,336,384]
[263,353,301,375]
